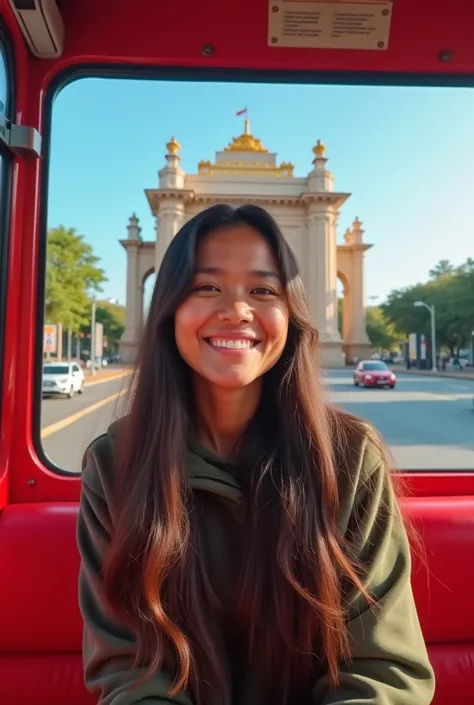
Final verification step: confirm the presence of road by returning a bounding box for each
[41,373,131,472]
[40,369,474,473]
[323,370,474,470]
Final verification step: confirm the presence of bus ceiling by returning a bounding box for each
[3,0,474,77]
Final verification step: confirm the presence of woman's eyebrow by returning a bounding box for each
[194,266,281,281]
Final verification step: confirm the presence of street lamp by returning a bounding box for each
[90,298,97,376]
[414,301,437,372]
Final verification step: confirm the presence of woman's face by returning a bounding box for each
[175,225,289,389]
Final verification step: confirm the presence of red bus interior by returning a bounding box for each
[0,1,473,703]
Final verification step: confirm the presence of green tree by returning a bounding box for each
[429,259,455,280]
[445,264,474,349]
[382,258,474,355]
[46,226,107,331]
[95,300,125,354]
[337,297,343,336]
[366,306,401,352]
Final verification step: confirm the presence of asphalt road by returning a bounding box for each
[40,369,474,473]
[323,370,474,470]
[41,374,131,473]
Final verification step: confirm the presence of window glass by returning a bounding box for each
[362,362,388,371]
[40,76,474,473]
[0,46,7,113]
[43,364,71,375]
[0,29,14,441]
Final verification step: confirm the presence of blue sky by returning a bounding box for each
[48,77,474,307]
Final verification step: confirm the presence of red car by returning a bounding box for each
[353,360,396,389]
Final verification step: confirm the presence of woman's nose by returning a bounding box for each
[217,299,253,323]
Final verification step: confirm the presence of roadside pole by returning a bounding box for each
[90,300,97,376]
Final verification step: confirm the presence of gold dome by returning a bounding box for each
[224,119,268,153]
[166,136,181,155]
[312,139,327,159]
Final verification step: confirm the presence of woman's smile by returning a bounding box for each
[203,335,262,354]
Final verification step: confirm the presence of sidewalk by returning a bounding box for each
[396,367,474,381]
[83,365,133,385]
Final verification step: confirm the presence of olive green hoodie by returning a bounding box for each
[77,420,435,705]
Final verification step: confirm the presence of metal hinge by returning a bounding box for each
[0,99,42,158]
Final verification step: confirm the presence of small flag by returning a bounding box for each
[236,107,247,116]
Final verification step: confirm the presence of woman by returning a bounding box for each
[77,204,434,705]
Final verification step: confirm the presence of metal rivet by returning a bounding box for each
[272,5,279,12]
[271,37,278,44]
[377,41,385,48]
[382,8,389,15]
[201,43,215,57]
[27,479,36,487]
[438,49,453,62]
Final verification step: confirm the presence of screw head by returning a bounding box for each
[201,43,215,57]
[438,49,453,62]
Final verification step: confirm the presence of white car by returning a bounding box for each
[42,361,85,398]
[446,357,469,370]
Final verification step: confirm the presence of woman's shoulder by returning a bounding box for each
[80,418,125,503]
[328,406,389,499]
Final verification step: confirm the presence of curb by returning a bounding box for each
[84,369,132,387]
[396,369,474,382]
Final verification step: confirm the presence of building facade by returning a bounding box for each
[119,123,372,367]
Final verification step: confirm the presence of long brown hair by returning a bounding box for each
[105,204,383,705]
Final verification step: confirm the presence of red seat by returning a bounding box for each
[0,497,473,705]
[0,503,95,705]
[402,496,474,705]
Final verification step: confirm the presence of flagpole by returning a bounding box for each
[236,107,248,132]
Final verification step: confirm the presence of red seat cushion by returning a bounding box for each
[0,503,94,705]
[0,503,83,652]
[0,655,95,705]
[401,496,474,644]
[428,644,474,705]
[0,497,473,705]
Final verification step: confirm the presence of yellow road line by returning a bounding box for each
[85,370,132,387]
[41,389,127,439]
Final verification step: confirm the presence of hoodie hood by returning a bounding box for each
[107,420,243,504]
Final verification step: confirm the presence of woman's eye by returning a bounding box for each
[252,287,276,296]
[194,284,219,293]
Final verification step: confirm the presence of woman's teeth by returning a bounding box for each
[207,338,256,350]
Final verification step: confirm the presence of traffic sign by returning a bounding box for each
[44,324,58,353]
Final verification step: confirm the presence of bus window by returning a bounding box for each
[39,76,474,475]
[0,22,14,435]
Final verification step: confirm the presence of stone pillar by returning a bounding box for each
[304,139,345,368]
[119,244,140,364]
[119,215,143,364]
[153,137,186,273]
[306,207,344,368]
[155,200,185,274]
[340,273,354,349]
[351,248,371,353]
[343,219,372,362]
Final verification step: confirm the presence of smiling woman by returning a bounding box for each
[175,216,289,412]
[77,203,434,705]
